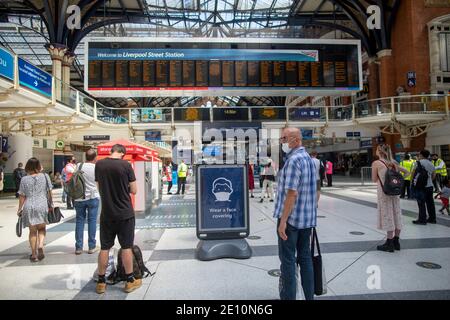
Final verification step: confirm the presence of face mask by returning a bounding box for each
[282,143,292,153]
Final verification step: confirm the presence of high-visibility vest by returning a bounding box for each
[433,159,448,177]
[178,163,188,178]
[400,160,415,181]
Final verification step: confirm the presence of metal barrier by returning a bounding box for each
[361,167,373,186]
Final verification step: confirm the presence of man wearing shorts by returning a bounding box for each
[94,144,139,294]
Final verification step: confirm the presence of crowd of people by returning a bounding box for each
[3,130,449,300]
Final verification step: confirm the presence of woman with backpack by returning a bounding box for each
[372,144,410,253]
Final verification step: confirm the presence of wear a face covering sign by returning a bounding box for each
[197,165,248,236]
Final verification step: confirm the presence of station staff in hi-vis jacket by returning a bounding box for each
[432,154,447,192]
[400,154,415,199]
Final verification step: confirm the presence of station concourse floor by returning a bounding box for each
[0,179,450,300]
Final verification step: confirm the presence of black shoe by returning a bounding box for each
[426,219,437,224]
[260,199,263,203]
[270,199,274,202]
[251,195,254,198]
[377,239,394,252]
[413,220,427,225]
[393,237,401,251]
[400,196,405,199]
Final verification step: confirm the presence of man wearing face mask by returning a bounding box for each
[275,127,317,300]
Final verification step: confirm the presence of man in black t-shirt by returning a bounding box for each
[94,144,140,294]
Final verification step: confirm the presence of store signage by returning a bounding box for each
[346,132,361,138]
[360,139,373,149]
[83,135,110,141]
[0,47,14,80]
[293,108,321,119]
[18,58,52,97]
[144,131,161,141]
[196,164,249,240]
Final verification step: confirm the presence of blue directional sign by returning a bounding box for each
[196,165,249,239]
[18,58,52,97]
[0,47,14,81]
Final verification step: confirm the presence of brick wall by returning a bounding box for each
[388,0,450,96]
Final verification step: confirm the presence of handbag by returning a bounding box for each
[311,227,327,296]
[16,211,23,237]
[45,174,64,224]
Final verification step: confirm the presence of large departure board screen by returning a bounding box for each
[85,38,362,97]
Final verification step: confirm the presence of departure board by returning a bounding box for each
[196,61,208,86]
[222,61,235,87]
[102,61,115,87]
[273,61,286,87]
[129,61,142,87]
[323,62,335,87]
[143,61,155,86]
[247,61,259,87]
[88,61,101,87]
[260,61,272,86]
[298,62,311,87]
[286,62,298,87]
[182,61,195,86]
[156,61,169,87]
[209,61,221,87]
[310,62,323,87]
[335,61,347,87]
[86,38,362,96]
[235,61,247,86]
[169,60,182,87]
[115,61,129,87]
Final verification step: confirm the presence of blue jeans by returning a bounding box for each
[277,221,314,300]
[74,198,99,250]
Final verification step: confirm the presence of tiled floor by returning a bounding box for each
[0,182,449,300]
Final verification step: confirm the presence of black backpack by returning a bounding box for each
[64,163,86,200]
[378,161,404,196]
[114,245,154,283]
[412,161,429,190]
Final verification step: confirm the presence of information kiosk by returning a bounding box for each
[195,164,251,261]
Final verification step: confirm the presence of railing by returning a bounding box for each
[0,46,449,127]
[361,167,374,186]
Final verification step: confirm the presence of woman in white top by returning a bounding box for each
[372,144,409,253]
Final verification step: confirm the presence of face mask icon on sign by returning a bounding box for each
[212,178,233,202]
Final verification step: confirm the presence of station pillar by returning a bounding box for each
[46,43,67,81]
[62,52,75,86]
[377,49,396,98]
[368,58,380,100]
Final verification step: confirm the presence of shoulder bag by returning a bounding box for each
[16,210,23,237]
[311,227,327,296]
[45,174,64,224]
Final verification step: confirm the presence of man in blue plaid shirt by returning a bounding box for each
[274,127,317,300]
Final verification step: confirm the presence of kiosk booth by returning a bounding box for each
[96,139,162,212]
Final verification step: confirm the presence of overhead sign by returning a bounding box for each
[0,135,6,152]
[83,135,110,141]
[196,164,249,240]
[85,38,362,97]
[0,47,14,80]
[55,140,65,149]
[346,132,361,138]
[293,108,321,119]
[89,48,319,62]
[360,139,373,149]
[407,71,416,88]
[18,58,52,97]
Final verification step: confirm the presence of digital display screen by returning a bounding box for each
[86,39,361,96]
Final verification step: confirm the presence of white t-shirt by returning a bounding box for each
[75,162,100,201]
[312,157,321,181]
